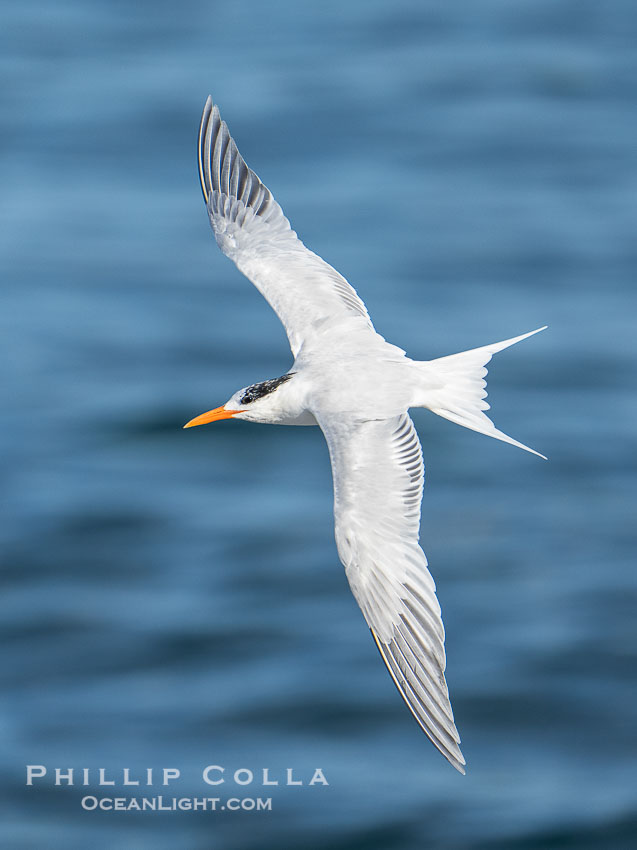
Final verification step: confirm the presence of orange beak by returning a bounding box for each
[183,405,240,428]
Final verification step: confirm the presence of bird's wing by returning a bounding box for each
[319,412,466,773]
[198,97,374,357]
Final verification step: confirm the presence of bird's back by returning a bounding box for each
[293,316,416,421]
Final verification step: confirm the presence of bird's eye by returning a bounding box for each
[240,388,257,405]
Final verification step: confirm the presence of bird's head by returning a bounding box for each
[183,373,300,428]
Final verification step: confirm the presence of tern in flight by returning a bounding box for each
[185,97,545,773]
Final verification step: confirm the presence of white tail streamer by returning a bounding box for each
[417,327,547,459]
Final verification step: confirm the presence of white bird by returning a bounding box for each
[185,96,546,774]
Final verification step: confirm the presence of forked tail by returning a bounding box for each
[417,327,547,459]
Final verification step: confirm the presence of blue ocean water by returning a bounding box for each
[2,1,636,847]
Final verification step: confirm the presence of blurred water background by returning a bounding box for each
[2,1,637,848]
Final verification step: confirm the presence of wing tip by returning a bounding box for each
[370,628,467,774]
[198,96,214,203]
